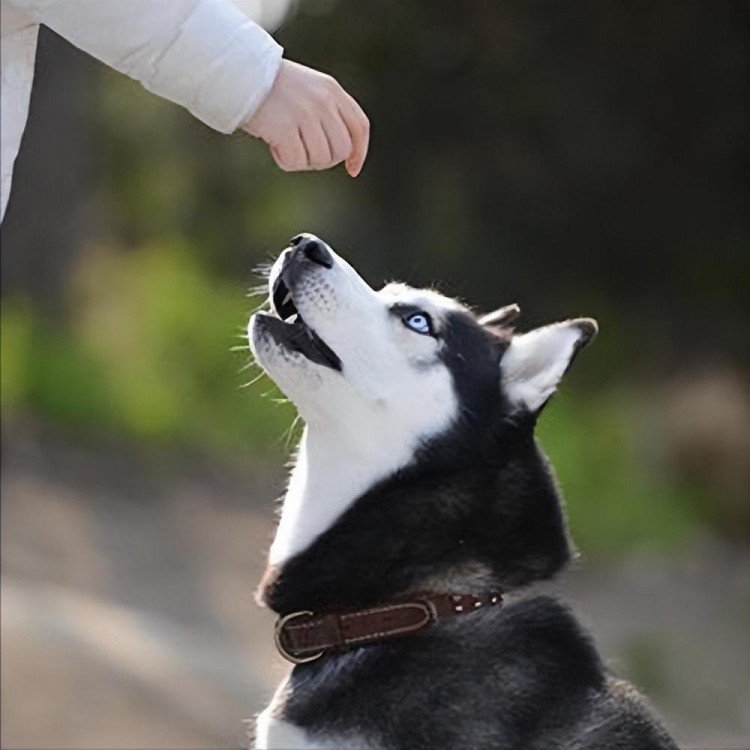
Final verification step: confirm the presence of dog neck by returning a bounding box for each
[269,420,435,566]
[259,427,573,616]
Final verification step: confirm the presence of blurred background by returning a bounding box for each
[1,1,748,748]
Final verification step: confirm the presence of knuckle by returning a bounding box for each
[276,152,302,172]
[275,123,299,143]
[299,100,317,118]
[312,92,331,112]
[322,73,339,90]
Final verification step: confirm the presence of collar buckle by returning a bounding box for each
[274,610,325,664]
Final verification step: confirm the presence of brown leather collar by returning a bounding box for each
[274,592,504,664]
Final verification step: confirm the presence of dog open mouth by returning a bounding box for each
[268,276,342,372]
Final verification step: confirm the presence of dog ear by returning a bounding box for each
[479,303,521,328]
[500,318,598,413]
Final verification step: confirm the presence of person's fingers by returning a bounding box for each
[270,128,307,172]
[299,119,332,170]
[242,59,369,175]
[337,92,370,177]
[322,111,353,167]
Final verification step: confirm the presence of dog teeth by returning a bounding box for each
[283,292,292,306]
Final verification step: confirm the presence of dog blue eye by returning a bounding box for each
[404,312,433,335]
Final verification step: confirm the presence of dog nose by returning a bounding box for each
[290,234,333,269]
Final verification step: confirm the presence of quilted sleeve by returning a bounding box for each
[8,0,284,132]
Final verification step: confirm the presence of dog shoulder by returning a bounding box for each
[575,675,680,750]
[481,594,606,682]
[488,598,679,749]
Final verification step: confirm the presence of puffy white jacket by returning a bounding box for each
[0,0,284,220]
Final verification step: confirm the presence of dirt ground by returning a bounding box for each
[2,424,748,750]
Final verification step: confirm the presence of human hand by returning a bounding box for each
[242,59,370,177]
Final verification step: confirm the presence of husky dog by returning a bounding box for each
[248,234,678,750]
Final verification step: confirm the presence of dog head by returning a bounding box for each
[249,234,597,564]
[250,233,596,441]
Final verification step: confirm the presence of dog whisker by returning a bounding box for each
[239,369,267,389]
[253,262,274,279]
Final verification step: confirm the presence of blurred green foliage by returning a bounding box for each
[538,392,704,558]
[1,240,294,454]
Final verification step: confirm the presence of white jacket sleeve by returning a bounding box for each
[8,0,283,133]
